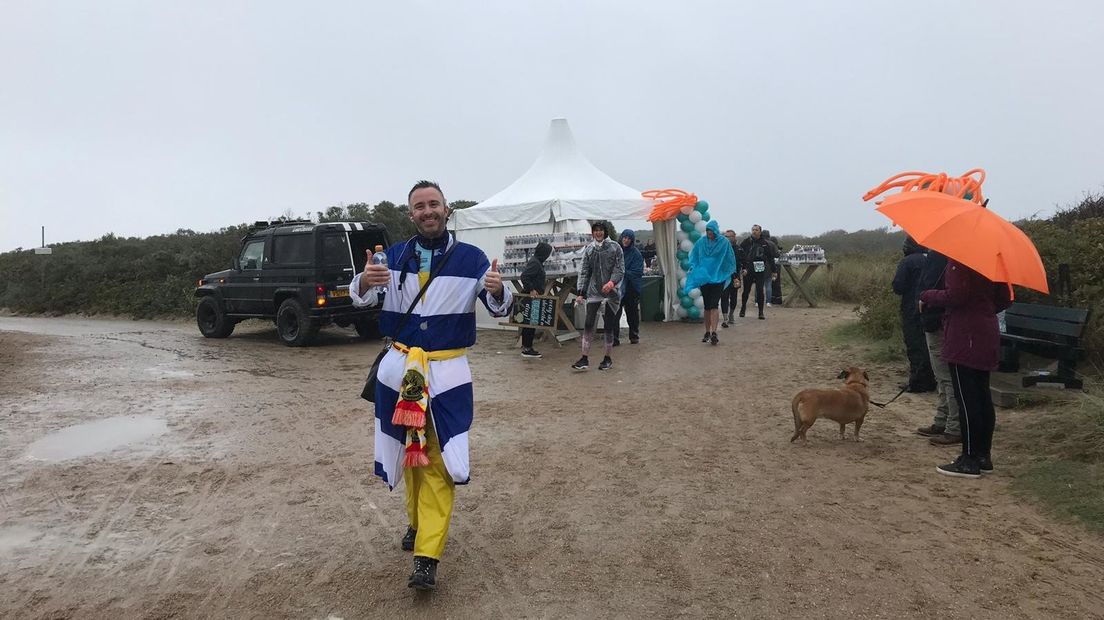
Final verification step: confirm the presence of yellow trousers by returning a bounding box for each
[403,414,455,560]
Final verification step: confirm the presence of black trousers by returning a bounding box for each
[614,287,640,342]
[721,282,740,316]
[901,311,935,389]
[521,327,536,349]
[740,272,766,314]
[949,363,995,459]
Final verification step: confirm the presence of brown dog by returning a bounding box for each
[790,367,871,443]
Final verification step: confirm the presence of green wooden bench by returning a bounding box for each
[1000,302,1091,389]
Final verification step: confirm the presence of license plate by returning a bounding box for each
[329,289,350,298]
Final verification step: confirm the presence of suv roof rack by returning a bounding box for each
[250,219,315,231]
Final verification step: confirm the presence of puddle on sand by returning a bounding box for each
[147,367,194,379]
[0,526,41,553]
[25,416,168,461]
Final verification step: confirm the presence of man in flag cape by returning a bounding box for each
[350,180,512,591]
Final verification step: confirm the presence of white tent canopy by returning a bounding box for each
[452,118,655,232]
[452,118,660,328]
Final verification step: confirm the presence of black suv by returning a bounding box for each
[194,220,390,346]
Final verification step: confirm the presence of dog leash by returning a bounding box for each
[870,386,908,409]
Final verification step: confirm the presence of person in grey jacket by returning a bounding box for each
[573,221,624,371]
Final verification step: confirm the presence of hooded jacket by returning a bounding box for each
[578,234,624,309]
[891,236,926,317]
[520,241,553,294]
[919,260,1013,371]
[918,249,949,333]
[685,220,737,293]
[619,229,644,295]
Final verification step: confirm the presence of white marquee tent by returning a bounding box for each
[453,118,679,328]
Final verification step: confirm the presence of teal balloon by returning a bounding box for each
[695,200,709,213]
[680,296,693,309]
[680,220,694,233]
[676,250,688,260]
[688,306,702,319]
[701,211,711,222]
[689,230,702,242]
[679,259,690,271]
[676,214,690,223]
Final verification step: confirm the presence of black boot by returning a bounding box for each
[401,526,416,551]
[408,555,438,590]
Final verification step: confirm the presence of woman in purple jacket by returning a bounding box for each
[919,259,1012,479]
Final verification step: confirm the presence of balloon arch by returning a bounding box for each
[644,189,713,320]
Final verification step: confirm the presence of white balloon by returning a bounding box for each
[694,220,707,233]
[688,210,702,223]
[678,276,687,288]
[694,297,705,309]
[676,230,689,242]
[688,288,702,299]
[679,205,693,215]
[672,302,683,312]
[676,306,688,318]
[676,267,686,278]
[679,239,694,252]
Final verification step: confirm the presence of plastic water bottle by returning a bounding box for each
[371,245,387,301]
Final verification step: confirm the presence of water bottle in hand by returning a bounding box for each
[371,245,387,301]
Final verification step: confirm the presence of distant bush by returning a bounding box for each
[0,227,247,318]
[0,200,434,319]
[775,228,906,257]
[791,252,901,339]
[1017,213,1104,368]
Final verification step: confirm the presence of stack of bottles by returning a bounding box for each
[500,232,592,278]
[780,245,828,264]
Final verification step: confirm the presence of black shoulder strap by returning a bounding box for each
[387,238,459,340]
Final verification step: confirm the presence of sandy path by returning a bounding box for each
[1,309,1102,619]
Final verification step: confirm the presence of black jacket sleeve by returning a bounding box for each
[520,257,546,294]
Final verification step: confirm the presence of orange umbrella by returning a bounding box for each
[874,190,1049,294]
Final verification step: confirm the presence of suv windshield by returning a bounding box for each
[240,239,265,270]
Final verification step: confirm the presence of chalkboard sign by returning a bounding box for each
[509,294,558,328]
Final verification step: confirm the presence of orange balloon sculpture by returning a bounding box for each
[644,189,699,222]
[862,169,986,204]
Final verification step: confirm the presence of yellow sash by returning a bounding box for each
[390,342,466,468]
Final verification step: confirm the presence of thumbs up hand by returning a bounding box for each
[360,248,390,289]
[485,258,504,299]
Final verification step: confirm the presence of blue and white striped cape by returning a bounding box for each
[349,234,512,489]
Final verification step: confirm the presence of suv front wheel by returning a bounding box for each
[276,298,320,346]
[196,296,235,338]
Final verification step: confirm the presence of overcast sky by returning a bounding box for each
[2,1,1103,252]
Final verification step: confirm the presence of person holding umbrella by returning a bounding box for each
[864,168,1047,479]
[919,261,1011,478]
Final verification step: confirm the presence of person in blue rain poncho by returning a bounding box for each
[684,220,737,345]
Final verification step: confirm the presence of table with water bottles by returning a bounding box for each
[498,232,593,345]
[779,245,831,308]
